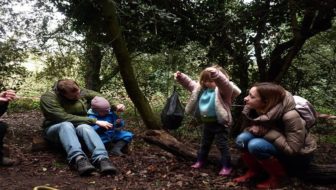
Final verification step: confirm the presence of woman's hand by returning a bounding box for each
[96,120,113,130]
[248,125,268,136]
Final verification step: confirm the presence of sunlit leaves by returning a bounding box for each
[0,39,28,90]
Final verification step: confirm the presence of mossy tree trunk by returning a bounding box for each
[84,31,103,91]
[98,0,161,129]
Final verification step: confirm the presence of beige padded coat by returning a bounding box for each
[241,91,317,156]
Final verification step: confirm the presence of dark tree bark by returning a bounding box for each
[84,33,103,91]
[98,0,161,129]
[268,0,336,83]
[142,130,222,164]
[302,164,336,184]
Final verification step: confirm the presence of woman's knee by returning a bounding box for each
[247,138,275,159]
[235,131,253,148]
[247,139,265,151]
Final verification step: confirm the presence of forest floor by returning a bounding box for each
[1,110,336,190]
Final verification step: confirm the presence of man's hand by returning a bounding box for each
[96,120,113,130]
[0,90,17,102]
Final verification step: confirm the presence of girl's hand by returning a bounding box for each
[174,71,181,80]
[204,67,217,73]
[204,67,219,79]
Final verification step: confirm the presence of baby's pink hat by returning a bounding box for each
[91,96,110,111]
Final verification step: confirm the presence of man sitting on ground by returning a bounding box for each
[40,79,124,176]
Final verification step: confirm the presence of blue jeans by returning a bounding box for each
[44,121,109,163]
[235,131,278,159]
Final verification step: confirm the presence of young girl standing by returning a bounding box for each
[174,65,241,176]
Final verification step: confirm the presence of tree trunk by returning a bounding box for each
[84,33,103,91]
[143,129,336,184]
[143,130,222,163]
[98,0,161,129]
[302,164,336,184]
[268,0,335,83]
[143,130,197,160]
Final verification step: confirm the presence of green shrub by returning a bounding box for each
[319,135,336,143]
[8,98,40,112]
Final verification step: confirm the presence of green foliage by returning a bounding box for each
[98,43,207,111]
[312,119,336,145]
[0,40,28,91]
[8,98,40,112]
[318,135,336,144]
[0,0,335,134]
[282,23,336,114]
[0,0,57,91]
[36,52,84,82]
[18,73,54,97]
[43,0,335,111]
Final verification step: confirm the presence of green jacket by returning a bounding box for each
[40,88,102,128]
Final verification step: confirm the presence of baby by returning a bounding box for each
[88,96,133,156]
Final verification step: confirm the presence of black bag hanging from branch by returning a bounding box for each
[161,86,184,130]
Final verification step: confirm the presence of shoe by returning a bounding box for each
[219,167,232,176]
[110,140,127,156]
[191,161,203,169]
[0,157,15,166]
[75,156,96,176]
[98,158,117,175]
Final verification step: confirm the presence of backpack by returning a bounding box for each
[293,95,317,129]
[161,87,184,130]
